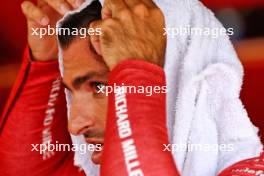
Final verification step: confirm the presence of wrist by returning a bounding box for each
[109,59,165,85]
[31,50,58,62]
[29,44,58,62]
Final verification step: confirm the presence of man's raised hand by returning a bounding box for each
[90,0,166,70]
[21,0,84,61]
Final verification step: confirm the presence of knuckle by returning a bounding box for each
[103,18,119,28]
[133,4,149,16]
[152,8,165,24]
[67,0,75,3]
[44,0,52,4]
[31,8,41,17]
[58,0,67,5]
[119,9,131,19]
[54,0,63,8]
[46,0,61,7]
[22,1,31,12]
[101,19,119,38]
[152,8,164,18]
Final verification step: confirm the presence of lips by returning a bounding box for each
[85,138,104,164]
[85,138,104,145]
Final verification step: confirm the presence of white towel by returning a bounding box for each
[58,0,263,175]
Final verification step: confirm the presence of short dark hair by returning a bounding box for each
[57,0,101,49]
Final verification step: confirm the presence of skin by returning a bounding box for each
[22,0,166,165]
[21,0,85,61]
[62,36,109,164]
[90,0,166,70]
[21,0,108,164]
[64,0,166,164]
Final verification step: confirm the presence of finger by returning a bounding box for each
[21,1,49,26]
[90,20,103,55]
[124,0,141,8]
[66,0,84,8]
[44,0,71,15]
[102,0,128,18]
[124,0,150,18]
[140,0,158,8]
[125,0,157,9]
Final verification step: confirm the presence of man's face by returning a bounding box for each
[62,36,108,164]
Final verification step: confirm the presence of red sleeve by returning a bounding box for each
[218,153,264,176]
[0,48,85,176]
[100,59,264,176]
[101,60,180,176]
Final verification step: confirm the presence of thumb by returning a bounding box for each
[90,20,103,56]
[21,1,49,26]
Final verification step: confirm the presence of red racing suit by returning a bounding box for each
[101,59,264,176]
[0,48,263,176]
[0,48,85,176]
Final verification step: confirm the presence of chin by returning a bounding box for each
[91,150,103,164]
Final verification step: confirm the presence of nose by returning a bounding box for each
[68,114,95,136]
[68,96,95,135]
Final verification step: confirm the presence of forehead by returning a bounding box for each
[62,37,107,80]
[63,36,92,64]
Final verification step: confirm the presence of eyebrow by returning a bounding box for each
[63,70,108,91]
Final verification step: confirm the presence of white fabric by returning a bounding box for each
[58,0,263,175]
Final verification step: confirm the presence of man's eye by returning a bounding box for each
[90,82,106,95]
